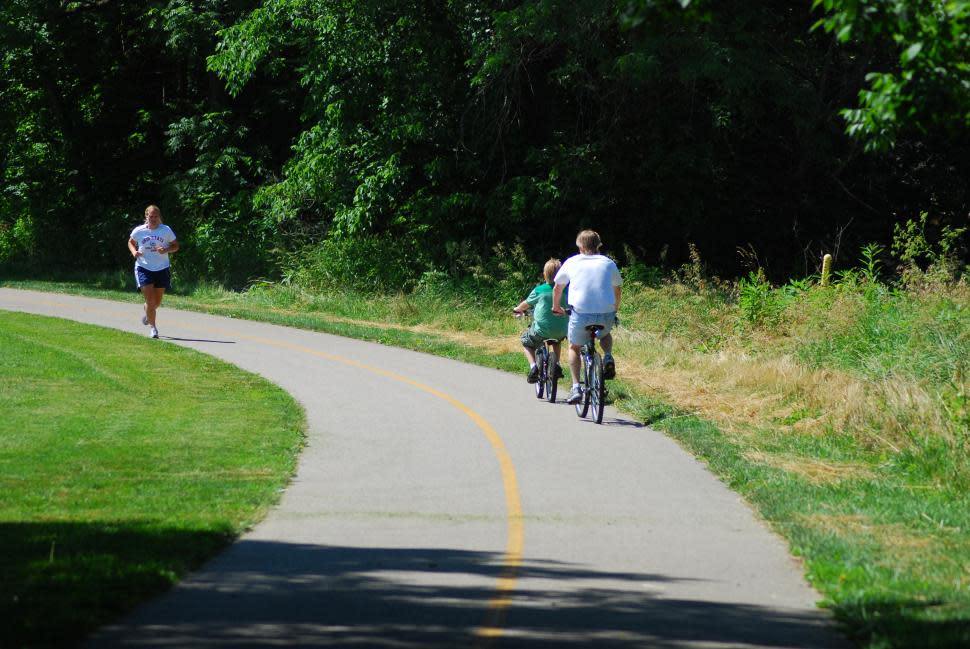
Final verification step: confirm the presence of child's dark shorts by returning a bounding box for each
[134,266,172,290]
[520,327,563,350]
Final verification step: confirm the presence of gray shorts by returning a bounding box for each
[567,311,615,345]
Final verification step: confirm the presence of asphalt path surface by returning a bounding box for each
[1,289,850,649]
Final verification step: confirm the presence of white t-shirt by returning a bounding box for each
[130,224,176,271]
[554,253,622,314]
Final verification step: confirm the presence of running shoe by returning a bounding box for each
[141,315,149,325]
[527,365,539,383]
[566,386,583,404]
[150,327,159,339]
[554,364,564,379]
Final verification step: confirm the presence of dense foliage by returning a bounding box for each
[1,0,966,288]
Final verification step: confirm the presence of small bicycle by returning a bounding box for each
[533,337,560,403]
[513,309,560,403]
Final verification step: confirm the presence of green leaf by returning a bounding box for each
[902,42,923,63]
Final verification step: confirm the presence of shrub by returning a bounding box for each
[738,269,785,327]
[283,232,430,294]
[417,240,537,306]
[892,212,967,287]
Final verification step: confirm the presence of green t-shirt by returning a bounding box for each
[526,283,569,340]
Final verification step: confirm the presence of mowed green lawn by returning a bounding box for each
[0,311,304,649]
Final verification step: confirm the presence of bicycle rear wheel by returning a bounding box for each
[534,347,546,399]
[574,352,591,418]
[590,352,606,424]
[545,349,558,403]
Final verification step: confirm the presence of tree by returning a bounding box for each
[209,0,486,278]
[813,0,970,151]
[2,1,965,282]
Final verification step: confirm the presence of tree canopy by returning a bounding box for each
[1,0,966,286]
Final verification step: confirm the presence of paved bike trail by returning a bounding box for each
[1,289,849,648]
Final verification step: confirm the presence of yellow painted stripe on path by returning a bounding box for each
[234,332,524,643]
[8,295,523,643]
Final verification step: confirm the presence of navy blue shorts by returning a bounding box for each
[135,266,172,290]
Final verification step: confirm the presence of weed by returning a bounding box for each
[893,212,968,287]
[738,269,784,327]
[860,243,885,284]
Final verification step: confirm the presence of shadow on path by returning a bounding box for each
[49,535,852,648]
[601,417,645,428]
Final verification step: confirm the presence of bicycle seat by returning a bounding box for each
[585,324,605,333]
[542,338,559,343]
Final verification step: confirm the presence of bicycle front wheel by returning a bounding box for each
[575,354,591,418]
[590,352,606,424]
[546,349,558,403]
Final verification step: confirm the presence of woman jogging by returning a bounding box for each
[127,205,178,338]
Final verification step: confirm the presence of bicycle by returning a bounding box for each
[565,310,610,424]
[513,309,560,403]
[533,337,560,403]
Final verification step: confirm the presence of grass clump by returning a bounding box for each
[0,312,304,649]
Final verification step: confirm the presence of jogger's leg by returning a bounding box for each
[141,285,157,326]
[152,288,166,327]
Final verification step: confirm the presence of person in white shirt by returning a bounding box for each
[127,205,179,338]
[552,229,622,404]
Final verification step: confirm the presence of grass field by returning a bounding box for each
[3,268,969,648]
[0,310,304,649]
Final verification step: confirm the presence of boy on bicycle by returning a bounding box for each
[513,258,569,383]
[551,230,622,404]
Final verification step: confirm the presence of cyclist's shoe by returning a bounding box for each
[150,326,159,339]
[554,364,564,379]
[603,354,616,379]
[566,386,583,404]
[141,315,149,326]
[527,365,540,383]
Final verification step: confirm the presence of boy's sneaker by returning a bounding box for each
[150,327,159,339]
[527,365,539,383]
[554,364,564,379]
[141,315,149,325]
[603,354,616,379]
[566,386,583,404]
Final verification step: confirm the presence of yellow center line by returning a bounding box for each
[228,331,524,643]
[6,295,523,642]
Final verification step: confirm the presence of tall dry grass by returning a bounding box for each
[611,273,968,485]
